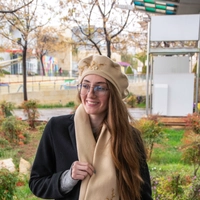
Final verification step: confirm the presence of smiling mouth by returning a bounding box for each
[86,100,99,105]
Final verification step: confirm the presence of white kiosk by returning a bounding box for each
[146,14,200,116]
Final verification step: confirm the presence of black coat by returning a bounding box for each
[29,114,152,200]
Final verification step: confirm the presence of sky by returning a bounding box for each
[37,0,143,30]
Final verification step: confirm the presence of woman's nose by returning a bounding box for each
[87,87,96,96]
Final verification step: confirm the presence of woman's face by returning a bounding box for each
[80,74,110,118]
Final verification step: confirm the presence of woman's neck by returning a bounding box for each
[89,114,105,141]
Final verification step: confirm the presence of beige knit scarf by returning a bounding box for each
[74,104,119,200]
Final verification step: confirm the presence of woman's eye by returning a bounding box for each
[96,86,105,91]
[82,84,89,89]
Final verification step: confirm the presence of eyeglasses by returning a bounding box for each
[77,83,109,96]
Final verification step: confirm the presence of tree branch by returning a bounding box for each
[0,0,34,14]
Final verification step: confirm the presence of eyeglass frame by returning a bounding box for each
[77,83,109,96]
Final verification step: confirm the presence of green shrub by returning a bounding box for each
[0,115,4,125]
[0,138,10,148]
[65,101,75,107]
[0,169,18,200]
[125,93,137,108]
[151,173,188,200]
[21,100,40,129]
[185,113,200,134]
[0,138,11,157]
[125,66,134,74]
[142,65,147,74]
[0,101,14,117]
[181,131,200,176]
[1,116,29,145]
[135,114,165,160]
[36,122,47,134]
[151,173,200,200]
[188,175,200,199]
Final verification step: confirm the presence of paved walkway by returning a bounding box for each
[13,108,146,121]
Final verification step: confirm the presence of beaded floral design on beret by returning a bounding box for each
[77,54,129,99]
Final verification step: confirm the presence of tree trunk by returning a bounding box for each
[40,54,45,76]
[106,39,111,58]
[22,42,28,101]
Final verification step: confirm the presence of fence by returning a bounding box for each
[0,75,78,94]
[0,74,146,95]
[127,74,146,83]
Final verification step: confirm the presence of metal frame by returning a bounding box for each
[146,18,200,116]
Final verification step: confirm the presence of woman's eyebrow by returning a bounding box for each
[82,80,107,84]
[82,80,90,83]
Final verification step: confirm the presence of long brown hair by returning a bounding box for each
[105,81,146,200]
[77,78,146,199]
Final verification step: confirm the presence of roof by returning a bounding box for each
[133,0,200,15]
[118,62,131,67]
[5,49,23,53]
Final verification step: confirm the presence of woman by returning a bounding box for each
[29,55,152,200]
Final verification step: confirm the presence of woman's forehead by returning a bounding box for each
[82,74,107,83]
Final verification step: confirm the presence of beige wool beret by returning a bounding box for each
[77,54,129,99]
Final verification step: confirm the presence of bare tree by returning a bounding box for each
[34,26,72,76]
[59,0,138,58]
[0,0,50,101]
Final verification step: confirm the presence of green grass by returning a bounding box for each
[15,179,51,200]
[150,148,182,164]
[150,129,185,164]
[17,101,76,109]
[0,144,18,160]
[164,128,185,146]
[148,128,194,177]
[136,102,146,108]
[15,184,39,200]
[37,103,63,108]
[37,101,75,108]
